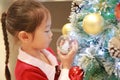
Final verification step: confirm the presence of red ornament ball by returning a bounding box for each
[115,3,120,21]
[69,66,84,80]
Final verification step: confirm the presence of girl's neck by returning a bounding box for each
[21,46,52,65]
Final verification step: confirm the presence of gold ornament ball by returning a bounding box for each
[83,13,104,35]
[62,23,73,35]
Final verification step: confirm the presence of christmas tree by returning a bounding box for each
[67,0,120,80]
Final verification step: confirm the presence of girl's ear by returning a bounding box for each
[17,31,32,43]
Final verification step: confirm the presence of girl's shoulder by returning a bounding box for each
[15,60,48,80]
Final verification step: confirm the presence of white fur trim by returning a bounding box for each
[18,48,58,80]
[58,69,70,80]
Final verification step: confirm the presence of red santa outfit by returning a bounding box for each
[15,48,70,80]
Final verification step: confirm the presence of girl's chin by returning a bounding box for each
[44,44,50,49]
[41,42,51,49]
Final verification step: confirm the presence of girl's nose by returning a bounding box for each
[50,30,53,38]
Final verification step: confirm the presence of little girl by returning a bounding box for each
[1,0,78,80]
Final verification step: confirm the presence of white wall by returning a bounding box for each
[0,22,6,80]
[0,0,18,80]
[0,23,18,80]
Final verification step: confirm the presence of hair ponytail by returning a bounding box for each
[1,12,11,80]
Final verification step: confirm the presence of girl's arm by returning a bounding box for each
[58,40,78,80]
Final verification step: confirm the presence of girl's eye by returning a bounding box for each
[45,30,50,33]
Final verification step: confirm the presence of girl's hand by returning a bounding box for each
[57,40,78,69]
[108,37,120,58]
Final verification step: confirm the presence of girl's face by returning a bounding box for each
[30,12,53,50]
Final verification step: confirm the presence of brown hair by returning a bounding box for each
[1,0,49,80]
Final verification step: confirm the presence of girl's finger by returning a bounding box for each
[68,40,78,56]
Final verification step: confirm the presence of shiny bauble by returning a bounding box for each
[69,66,84,80]
[115,3,120,21]
[62,23,73,35]
[56,35,75,55]
[83,13,104,35]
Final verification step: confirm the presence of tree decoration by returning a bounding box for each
[82,13,104,35]
[56,35,75,54]
[57,23,77,55]
[115,2,120,21]
[62,23,73,35]
[68,0,120,80]
[69,66,84,80]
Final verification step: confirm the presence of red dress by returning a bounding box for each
[15,48,70,80]
[15,60,48,80]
